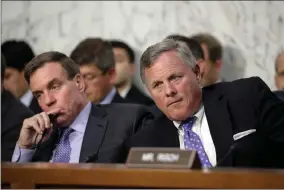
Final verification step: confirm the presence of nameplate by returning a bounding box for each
[126,148,201,169]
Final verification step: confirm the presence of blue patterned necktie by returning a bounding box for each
[53,127,73,163]
[182,117,212,168]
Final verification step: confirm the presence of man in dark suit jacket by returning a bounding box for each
[1,40,42,114]
[126,38,284,169]
[274,90,284,101]
[109,40,154,106]
[1,54,34,162]
[12,51,151,163]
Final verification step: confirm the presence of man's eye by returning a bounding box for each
[153,83,161,89]
[85,75,95,80]
[172,75,181,81]
[51,85,60,90]
[35,94,41,99]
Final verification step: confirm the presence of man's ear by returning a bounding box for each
[193,64,201,83]
[215,59,223,71]
[106,67,116,85]
[275,74,280,90]
[74,74,85,92]
[130,63,136,76]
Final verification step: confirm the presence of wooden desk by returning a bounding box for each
[2,162,284,189]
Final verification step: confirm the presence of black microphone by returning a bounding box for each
[84,153,98,163]
[216,142,239,167]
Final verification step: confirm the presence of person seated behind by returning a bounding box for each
[274,51,284,91]
[189,33,223,86]
[1,40,42,114]
[70,38,127,105]
[11,51,152,163]
[109,40,154,106]
[126,39,284,169]
[1,53,34,162]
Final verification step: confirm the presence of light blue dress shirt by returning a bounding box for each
[99,87,116,104]
[12,101,92,163]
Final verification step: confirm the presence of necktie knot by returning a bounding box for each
[61,127,73,139]
[182,116,196,132]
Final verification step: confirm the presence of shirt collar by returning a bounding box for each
[69,101,92,133]
[100,87,116,105]
[20,90,33,107]
[173,104,205,129]
[119,84,132,98]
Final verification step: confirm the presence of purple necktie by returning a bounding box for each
[182,117,212,168]
[53,127,73,163]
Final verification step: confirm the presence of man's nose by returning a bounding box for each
[165,83,177,97]
[44,93,56,107]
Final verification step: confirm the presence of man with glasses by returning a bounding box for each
[70,38,127,104]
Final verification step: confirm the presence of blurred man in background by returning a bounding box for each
[274,51,284,90]
[1,40,42,114]
[70,38,126,104]
[274,51,284,100]
[1,53,34,162]
[189,33,223,87]
[110,40,153,106]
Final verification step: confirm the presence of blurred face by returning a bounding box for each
[30,62,87,127]
[199,43,221,86]
[3,67,29,98]
[275,53,284,90]
[145,51,202,121]
[113,47,134,86]
[80,64,115,103]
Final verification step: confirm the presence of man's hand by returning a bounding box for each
[17,108,60,149]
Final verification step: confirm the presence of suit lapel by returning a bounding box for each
[203,86,234,166]
[79,104,107,162]
[153,115,180,147]
[111,92,126,103]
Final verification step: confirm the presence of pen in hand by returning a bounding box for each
[35,113,59,147]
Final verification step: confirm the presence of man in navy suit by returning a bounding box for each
[11,51,151,163]
[126,39,284,168]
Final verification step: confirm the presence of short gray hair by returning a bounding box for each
[140,39,197,83]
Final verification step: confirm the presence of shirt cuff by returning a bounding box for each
[11,143,36,162]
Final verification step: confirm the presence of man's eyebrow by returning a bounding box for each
[47,78,61,89]
[32,78,61,95]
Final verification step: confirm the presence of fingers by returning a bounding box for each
[40,112,51,130]
[37,114,45,131]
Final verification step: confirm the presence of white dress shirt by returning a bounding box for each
[173,105,217,166]
[119,84,132,98]
[20,90,33,107]
[12,101,92,163]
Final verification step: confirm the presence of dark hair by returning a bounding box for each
[166,34,204,60]
[1,53,7,81]
[24,51,80,84]
[1,40,35,71]
[190,33,222,63]
[109,40,135,63]
[70,38,115,74]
